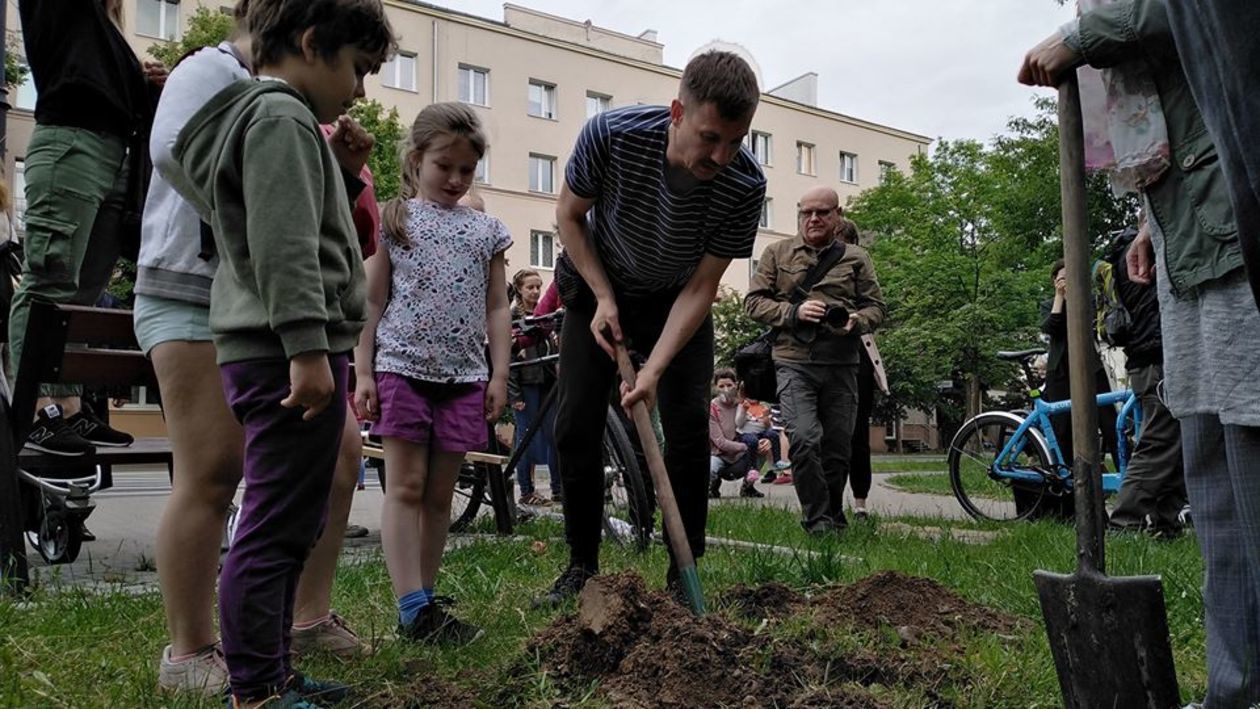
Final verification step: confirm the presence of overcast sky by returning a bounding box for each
[451,0,1076,144]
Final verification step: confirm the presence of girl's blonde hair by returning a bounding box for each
[382,102,488,243]
[0,180,11,214]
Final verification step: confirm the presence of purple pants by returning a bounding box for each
[218,354,348,699]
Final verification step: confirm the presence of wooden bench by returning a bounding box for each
[2,302,173,594]
[359,436,515,534]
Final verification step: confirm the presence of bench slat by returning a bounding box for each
[59,349,157,388]
[360,444,508,467]
[59,305,141,350]
[18,437,173,468]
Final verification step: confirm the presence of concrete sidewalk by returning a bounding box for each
[19,462,964,590]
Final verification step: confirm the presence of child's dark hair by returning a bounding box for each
[714,368,738,385]
[680,51,760,122]
[1050,258,1065,280]
[382,103,489,243]
[247,0,397,71]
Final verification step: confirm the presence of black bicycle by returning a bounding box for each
[368,311,655,550]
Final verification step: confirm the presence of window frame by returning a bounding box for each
[527,79,557,120]
[528,153,556,194]
[458,64,490,107]
[585,91,611,118]
[750,130,773,167]
[796,141,816,176]
[475,154,490,185]
[381,52,418,92]
[135,0,181,41]
[759,198,772,229]
[530,230,556,270]
[839,151,859,184]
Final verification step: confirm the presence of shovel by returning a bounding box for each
[613,341,706,617]
[1031,74,1180,708]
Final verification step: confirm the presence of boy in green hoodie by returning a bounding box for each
[170,1,394,705]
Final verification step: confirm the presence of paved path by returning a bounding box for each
[20,460,966,590]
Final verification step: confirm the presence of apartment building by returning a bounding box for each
[2,0,930,293]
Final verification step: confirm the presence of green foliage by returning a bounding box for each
[349,99,405,201]
[146,7,236,69]
[5,35,30,90]
[712,285,764,368]
[848,98,1138,424]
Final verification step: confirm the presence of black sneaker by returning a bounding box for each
[531,563,597,609]
[66,403,134,447]
[709,479,721,499]
[740,482,765,498]
[25,405,94,456]
[398,597,483,646]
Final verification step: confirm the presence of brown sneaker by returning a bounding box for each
[290,612,368,659]
[157,643,229,695]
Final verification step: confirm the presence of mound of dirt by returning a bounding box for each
[810,570,1021,642]
[530,573,913,708]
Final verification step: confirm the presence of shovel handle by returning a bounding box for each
[613,343,697,575]
[1059,74,1105,574]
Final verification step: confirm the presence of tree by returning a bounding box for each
[147,7,236,68]
[349,100,404,202]
[847,99,1137,427]
[712,285,764,368]
[5,35,30,89]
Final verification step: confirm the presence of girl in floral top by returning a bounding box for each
[354,103,511,645]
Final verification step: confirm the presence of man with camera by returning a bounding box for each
[745,186,885,533]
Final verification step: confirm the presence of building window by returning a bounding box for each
[458,65,489,106]
[14,64,36,112]
[13,160,26,239]
[137,0,181,40]
[475,155,489,184]
[749,257,760,281]
[759,198,772,229]
[586,92,611,118]
[381,52,417,92]
[528,80,556,119]
[839,152,858,183]
[530,230,556,269]
[796,142,816,175]
[750,131,772,166]
[879,160,897,184]
[529,154,556,194]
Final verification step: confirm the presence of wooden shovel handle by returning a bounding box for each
[613,343,697,571]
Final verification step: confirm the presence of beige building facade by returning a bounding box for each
[3,0,930,292]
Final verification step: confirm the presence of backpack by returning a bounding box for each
[1093,228,1138,347]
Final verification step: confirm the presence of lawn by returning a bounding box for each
[0,505,1206,707]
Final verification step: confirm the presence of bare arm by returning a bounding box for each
[352,250,391,419]
[484,251,511,421]
[556,181,621,355]
[622,254,730,409]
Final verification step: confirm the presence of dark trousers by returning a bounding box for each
[1167,2,1260,314]
[514,383,560,495]
[849,350,876,499]
[1181,415,1260,708]
[737,431,781,464]
[554,298,713,565]
[1109,363,1187,530]
[217,354,348,699]
[776,361,858,531]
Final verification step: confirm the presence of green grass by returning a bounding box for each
[884,472,957,497]
[870,459,947,474]
[0,507,1206,707]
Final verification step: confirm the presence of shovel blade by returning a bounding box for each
[1034,569,1180,708]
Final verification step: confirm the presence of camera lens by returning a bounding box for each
[823,305,850,325]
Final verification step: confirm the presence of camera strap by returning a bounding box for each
[789,241,848,305]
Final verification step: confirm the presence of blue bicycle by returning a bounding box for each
[947,348,1142,522]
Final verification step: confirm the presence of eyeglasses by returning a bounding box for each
[797,207,837,220]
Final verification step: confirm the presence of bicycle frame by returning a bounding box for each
[993,388,1141,495]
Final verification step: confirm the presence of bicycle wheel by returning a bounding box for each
[948,412,1055,522]
[449,461,488,532]
[602,407,653,551]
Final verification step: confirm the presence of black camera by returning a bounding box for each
[822,304,850,326]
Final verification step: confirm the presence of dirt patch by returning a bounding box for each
[810,570,1021,642]
[359,676,478,708]
[525,571,1016,708]
[716,581,804,620]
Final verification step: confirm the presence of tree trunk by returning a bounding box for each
[965,373,983,423]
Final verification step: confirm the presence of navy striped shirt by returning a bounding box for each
[565,105,766,296]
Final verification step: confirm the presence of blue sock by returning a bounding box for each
[423,587,435,604]
[398,588,431,625]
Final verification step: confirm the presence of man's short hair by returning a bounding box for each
[714,368,738,384]
[248,0,397,71]
[680,51,760,122]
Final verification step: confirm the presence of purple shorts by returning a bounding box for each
[371,372,488,453]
